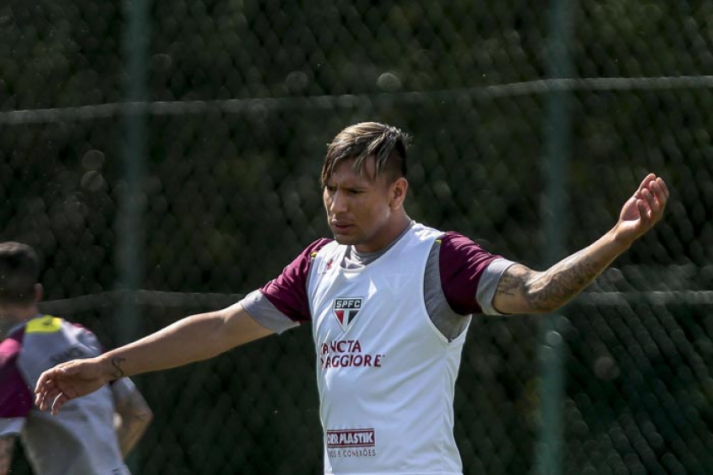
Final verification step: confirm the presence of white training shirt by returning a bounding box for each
[0,315,133,475]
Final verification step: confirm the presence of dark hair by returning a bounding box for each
[0,242,41,305]
[321,122,409,186]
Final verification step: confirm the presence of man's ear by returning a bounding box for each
[390,177,408,209]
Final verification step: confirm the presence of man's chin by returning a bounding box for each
[332,233,358,246]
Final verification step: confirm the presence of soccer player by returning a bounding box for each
[0,242,153,475]
[34,122,668,475]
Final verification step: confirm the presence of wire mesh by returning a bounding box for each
[2,0,712,473]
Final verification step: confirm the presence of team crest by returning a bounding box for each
[332,298,363,331]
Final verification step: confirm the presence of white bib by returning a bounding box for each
[309,223,466,475]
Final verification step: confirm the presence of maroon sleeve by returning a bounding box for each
[439,232,501,315]
[259,238,333,323]
[0,330,33,419]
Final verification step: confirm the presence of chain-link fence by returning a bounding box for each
[3,0,712,473]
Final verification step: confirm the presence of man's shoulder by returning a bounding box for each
[304,238,335,258]
[437,230,475,245]
[434,231,501,274]
[21,315,91,344]
[21,315,103,363]
[270,238,335,281]
[411,222,445,241]
[24,315,66,334]
[435,231,495,253]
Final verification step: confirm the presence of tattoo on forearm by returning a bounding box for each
[530,256,600,310]
[111,357,126,379]
[497,253,604,312]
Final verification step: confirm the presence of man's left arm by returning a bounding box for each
[493,173,669,315]
[0,435,15,475]
[111,378,153,458]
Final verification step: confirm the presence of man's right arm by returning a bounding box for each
[35,303,274,415]
[0,435,15,475]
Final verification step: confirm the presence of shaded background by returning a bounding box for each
[2,0,712,473]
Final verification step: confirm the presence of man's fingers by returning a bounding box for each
[637,174,668,224]
[652,178,669,205]
[642,188,661,215]
[35,370,53,394]
[35,370,58,409]
[37,386,61,411]
[637,199,652,225]
[636,173,657,194]
[36,385,72,415]
[657,177,670,200]
[51,392,70,416]
[649,179,669,223]
[35,391,45,410]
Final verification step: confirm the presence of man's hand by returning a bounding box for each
[34,356,113,415]
[613,173,669,246]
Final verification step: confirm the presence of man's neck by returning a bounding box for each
[352,219,414,258]
[0,305,40,324]
[0,306,39,340]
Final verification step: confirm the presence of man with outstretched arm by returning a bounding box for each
[35,122,668,475]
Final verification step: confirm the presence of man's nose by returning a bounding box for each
[329,190,347,213]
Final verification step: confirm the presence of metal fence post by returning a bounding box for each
[117,0,149,471]
[536,1,576,474]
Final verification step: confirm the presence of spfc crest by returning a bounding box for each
[332,298,363,331]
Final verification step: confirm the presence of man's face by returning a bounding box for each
[323,156,404,253]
